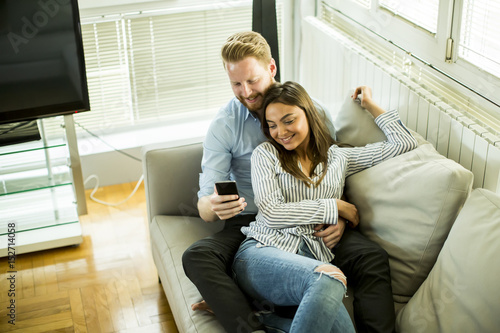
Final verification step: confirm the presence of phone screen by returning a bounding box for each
[215,181,239,201]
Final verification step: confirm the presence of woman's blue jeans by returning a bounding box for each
[233,238,355,333]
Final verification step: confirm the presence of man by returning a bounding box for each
[182,31,395,333]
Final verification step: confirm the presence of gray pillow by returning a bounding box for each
[334,90,387,146]
[397,188,500,332]
[344,132,473,302]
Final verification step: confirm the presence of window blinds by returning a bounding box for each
[73,4,253,135]
[80,20,132,131]
[351,0,371,9]
[379,0,439,34]
[40,1,285,141]
[459,0,500,78]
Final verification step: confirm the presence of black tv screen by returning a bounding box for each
[0,0,90,124]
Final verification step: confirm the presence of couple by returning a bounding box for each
[182,31,417,333]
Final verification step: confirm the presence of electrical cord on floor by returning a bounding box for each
[75,121,143,206]
[84,174,144,207]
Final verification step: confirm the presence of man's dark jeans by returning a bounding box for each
[332,227,396,333]
[182,214,264,333]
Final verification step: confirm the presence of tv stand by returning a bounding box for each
[63,114,87,216]
[0,114,86,256]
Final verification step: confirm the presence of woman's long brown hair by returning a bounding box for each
[260,81,340,187]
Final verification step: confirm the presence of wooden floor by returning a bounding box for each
[0,182,179,333]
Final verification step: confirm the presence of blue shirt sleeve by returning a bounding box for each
[198,112,234,198]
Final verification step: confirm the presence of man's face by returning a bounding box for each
[225,57,276,112]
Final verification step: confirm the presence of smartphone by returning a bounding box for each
[215,180,239,202]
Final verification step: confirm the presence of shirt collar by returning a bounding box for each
[246,110,260,122]
[241,103,260,122]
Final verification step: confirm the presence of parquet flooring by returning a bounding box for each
[0,182,179,333]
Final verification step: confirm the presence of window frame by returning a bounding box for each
[319,0,500,118]
[448,0,500,103]
[324,0,453,69]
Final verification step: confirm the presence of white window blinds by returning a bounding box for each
[351,0,371,9]
[459,0,500,78]
[379,0,439,34]
[67,2,273,138]
[80,20,132,130]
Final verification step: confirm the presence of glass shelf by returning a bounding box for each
[0,141,68,169]
[0,143,66,156]
[0,184,78,235]
[0,141,71,196]
[0,139,66,156]
[0,180,73,196]
[0,115,83,255]
[0,164,72,196]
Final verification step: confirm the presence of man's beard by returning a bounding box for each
[238,94,262,112]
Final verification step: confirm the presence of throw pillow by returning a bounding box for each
[396,188,500,332]
[333,90,387,146]
[344,132,473,303]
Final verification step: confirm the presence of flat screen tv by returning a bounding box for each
[0,0,90,125]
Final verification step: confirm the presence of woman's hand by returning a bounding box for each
[352,86,386,119]
[336,199,360,227]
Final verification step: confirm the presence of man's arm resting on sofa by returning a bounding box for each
[198,191,247,222]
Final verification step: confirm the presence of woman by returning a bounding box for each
[232,81,417,332]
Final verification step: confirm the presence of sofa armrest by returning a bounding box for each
[142,143,203,223]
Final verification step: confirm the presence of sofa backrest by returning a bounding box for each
[142,143,202,222]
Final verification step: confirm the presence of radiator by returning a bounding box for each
[299,17,500,193]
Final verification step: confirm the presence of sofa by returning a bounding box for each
[142,95,500,333]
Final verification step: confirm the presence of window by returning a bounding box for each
[458,0,500,78]
[379,0,439,34]
[77,4,254,135]
[41,1,284,140]
[319,0,500,122]
[351,0,371,9]
[81,20,132,131]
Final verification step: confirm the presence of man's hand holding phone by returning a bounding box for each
[211,181,247,220]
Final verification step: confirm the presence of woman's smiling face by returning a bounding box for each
[265,102,310,155]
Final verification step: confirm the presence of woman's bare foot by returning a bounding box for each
[191,300,214,314]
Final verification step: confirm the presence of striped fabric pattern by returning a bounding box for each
[242,109,418,262]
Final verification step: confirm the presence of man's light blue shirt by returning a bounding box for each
[198,97,335,215]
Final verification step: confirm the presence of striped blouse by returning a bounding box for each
[241,109,418,263]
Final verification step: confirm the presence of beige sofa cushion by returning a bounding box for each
[334,91,387,146]
[150,215,225,333]
[344,134,473,302]
[397,188,500,332]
